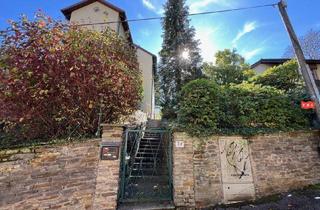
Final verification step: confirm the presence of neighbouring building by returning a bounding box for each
[251,58,320,88]
[61,0,156,118]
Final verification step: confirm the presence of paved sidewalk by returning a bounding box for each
[215,186,320,210]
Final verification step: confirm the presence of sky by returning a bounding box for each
[1,0,320,64]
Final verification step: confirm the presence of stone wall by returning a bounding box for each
[1,129,319,209]
[193,136,223,207]
[93,124,124,210]
[0,124,124,210]
[173,130,320,209]
[173,133,195,207]
[0,140,100,210]
[250,131,320,198]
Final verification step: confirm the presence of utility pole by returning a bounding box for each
[278,0,320,119]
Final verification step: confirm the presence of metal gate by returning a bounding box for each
[119,128,173,203]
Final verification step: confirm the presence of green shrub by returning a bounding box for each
[220,83,309,133]
[177,79,310,137]
[177,79,221,137]
[252,60,303,92]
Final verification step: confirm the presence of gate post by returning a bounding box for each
[93,124,125,210]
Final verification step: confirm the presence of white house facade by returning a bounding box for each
[61,0,156,118]
[251,58,320,89]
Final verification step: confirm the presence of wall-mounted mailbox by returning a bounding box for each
[100,141,121,160]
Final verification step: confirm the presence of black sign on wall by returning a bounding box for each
[100,141,121,160]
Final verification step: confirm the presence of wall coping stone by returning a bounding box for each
[101,123,126,127]
[0,139,101,162]
[174,130,320,139]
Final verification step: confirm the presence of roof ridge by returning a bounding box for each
[61,0,132,43]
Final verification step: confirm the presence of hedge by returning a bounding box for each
[177,79,310,137]
[177,79,221,137]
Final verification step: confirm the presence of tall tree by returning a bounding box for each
[283,29,320,59]
[159,0,202,118]
[203,49,254,85]
[215,49,246,68]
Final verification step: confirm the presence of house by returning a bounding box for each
[251,58,320,87]
[61,0,156,119]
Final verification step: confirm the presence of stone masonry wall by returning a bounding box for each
[173,130,320,209]
[249,131,320,198]
[0,140,100,210]
[93,124,124,210]
[173,133,223,209]
[173,132,196,207]
[0,124,124,210]
[193,136,223,208]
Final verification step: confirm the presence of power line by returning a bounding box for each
[0,3,278,33]
[77,3,277,26]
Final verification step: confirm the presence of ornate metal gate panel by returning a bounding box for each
[119,129,173,203]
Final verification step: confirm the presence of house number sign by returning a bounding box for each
[176,141,185,148]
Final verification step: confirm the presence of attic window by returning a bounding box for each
[94,7,100,12]
[103,11,109,16]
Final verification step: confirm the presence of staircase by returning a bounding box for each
[119,120,173,207]
[131,131,165,177]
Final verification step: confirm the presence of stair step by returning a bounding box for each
[137,152,157,155]
[141,138,161,141]
[138,148,159,152]
[145,135,162,137]
[140,141,160,144]
[134,162,156,165]
[132,168,156,171]
[134,158,159,161]
[134,161,159,165]
[129,175,169,179]
[135,157,157,160]
[139,147,159,150]
[140,142,160,147]
[139,144,159,147]
[135,157,160,162]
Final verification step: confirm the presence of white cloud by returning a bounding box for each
[188,0,230,13]
[157,8,165,15]
[195,26,220,63]
[141,0,164,15]
[142,0,156,11]
[137,13,144,19]
[232,21,258,44]
[189,0,217,13]
[140,29,151,37]
[242,48,263,60]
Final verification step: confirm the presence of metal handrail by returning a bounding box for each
[119,128,173,202]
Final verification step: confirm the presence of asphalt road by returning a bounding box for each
[215,187,320,210]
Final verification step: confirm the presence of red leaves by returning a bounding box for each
[38,21,46,28]
[0,14,142,140]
